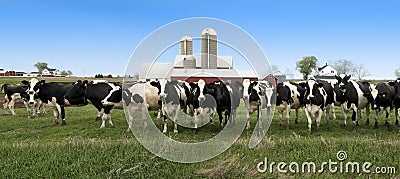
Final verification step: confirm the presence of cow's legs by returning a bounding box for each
[351,108,358,132]
[385,107,392,131]
[3,96,9,115]
[257,105,263,136]
[194,108,199,134]
[23,101,31,119]
[278,109,283,128]
[8,99,16,116]
[244,99,251,129]
[374,109,379,129]
[285,104,290,130]
[217,108,224,128]
[173,105,180,133]
[305,107,312,134]
[325,104,331,129]
[52,108,59,125]
[295,108,299,124]
[341,104,348,128]
[331,104,336,120]
[162,114,168,133]
[316,109,323,132]
[396,108,400,125]
[366,104,371,125]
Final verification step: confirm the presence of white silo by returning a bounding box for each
[180,36,193,55]
[201,28,217,69]
[183,55,196,69]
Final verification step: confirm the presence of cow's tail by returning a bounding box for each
[0,84,6,93]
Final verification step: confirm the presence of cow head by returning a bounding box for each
[242,79,251,100]
[255,82,274,108]
[209,81,226,101]
[64,80,89,105]
[24,78,45,104]
[197,79,206,101]
[335,74,351,91]
[300,79,326,105]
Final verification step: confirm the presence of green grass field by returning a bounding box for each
[0,77,399,178]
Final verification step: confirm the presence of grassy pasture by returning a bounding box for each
[0,77,399,178]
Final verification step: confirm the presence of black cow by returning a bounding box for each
[207,81,231,128]
[24,78,75,125]
[334,74,371,131]
[367,82,395,130]
[388,78,400,125]
[64,80,121,128]
[299,79,334,134]
[276,81,306,130]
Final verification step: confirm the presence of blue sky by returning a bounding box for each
[1,0,399,79]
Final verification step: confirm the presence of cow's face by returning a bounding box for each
[255,82,274,107]
[335,74,351,91]
[64,80,88,105]
[25,78,45,104]
[158,79,168,99]
[242,79,251,99]
[211,81,225,100]
[301,80,325,104]
[197,79,206,101]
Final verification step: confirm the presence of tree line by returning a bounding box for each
[34,62,72,77]
[294,56,371,80]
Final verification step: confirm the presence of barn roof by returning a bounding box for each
[139,63,173,80]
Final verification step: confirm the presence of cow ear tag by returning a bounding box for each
[382,94,386,98]
[276,93,279,96]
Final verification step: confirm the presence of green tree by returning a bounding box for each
[296,56,318,80]
[34,62,48,76]
[60,70,68,77]
[395,68,400,78]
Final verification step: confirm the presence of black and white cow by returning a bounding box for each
[367,82,395,130]
[157,79,186,133]
[334,74,371,131]
[185,79,217,133]
[242,79,275,133]
[1,83,39,117]
[119,82,161,131]
[388,78,400,126]
[299,79,334,134]
[276,81,306,130]
[64,80,122,128]
[24,78,75,125]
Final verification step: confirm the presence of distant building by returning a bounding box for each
[138,63,173,81]
[0,68,5,76]
[42,68,60,77]
[139,28,274,83]
[314,63,337,83]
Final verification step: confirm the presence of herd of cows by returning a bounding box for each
[1,75,400,134]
